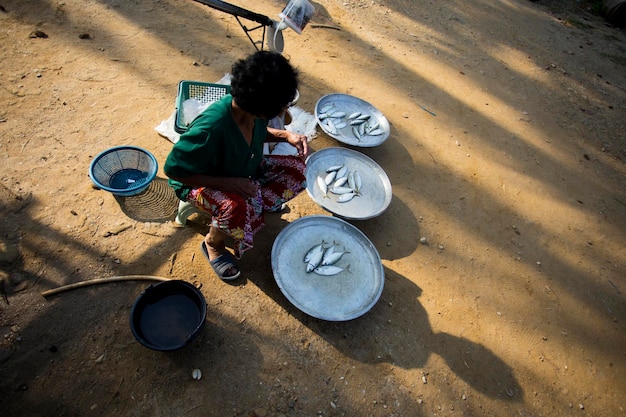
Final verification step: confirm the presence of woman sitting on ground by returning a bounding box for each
[164,51,310,281]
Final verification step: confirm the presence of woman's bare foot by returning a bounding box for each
[205,226,239,278]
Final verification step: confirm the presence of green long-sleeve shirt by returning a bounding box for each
[164,95,268,200]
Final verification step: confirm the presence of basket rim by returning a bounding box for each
[89,145,158,195]
[174,80,231,134]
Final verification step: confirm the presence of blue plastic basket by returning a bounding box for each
[89,146,158,197]
[174,80,230,134]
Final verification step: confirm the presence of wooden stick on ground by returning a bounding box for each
[41,275,171,297]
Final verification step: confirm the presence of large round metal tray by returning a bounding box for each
[271,215,384,321]
[315,93,390,147]
[305,147,392,220]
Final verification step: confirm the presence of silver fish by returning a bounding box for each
[357,114,371,121]
[320,104,334,114]
[367,122,380,132]
[304,241,325,263]
[313,264,350,276]
[318,113,329,120]
[336,165,348,179]
[349,119,366,126]
[334,121,348,129]
[305,244,326,272]
[326,164,343,172]
[324,119,338,135]
[317,175,328,197]
[322,246,349,266]
[330,186,354,195]
[330,111,346,118]
[347,112,361,120]
[337,192,356,202]
[358,121,366,136]
[347,171,356,190]
[352,126,361,141]
[354,171,362,192]
[333,176,348,188]
[324,170,337,185]
[368,128,384,136]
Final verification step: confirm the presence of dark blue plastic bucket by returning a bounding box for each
[130,280,207,351]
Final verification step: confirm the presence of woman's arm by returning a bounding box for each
[167,174,258,198]
[266,127,310,158]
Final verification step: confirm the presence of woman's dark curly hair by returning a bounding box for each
[230,51,299,119]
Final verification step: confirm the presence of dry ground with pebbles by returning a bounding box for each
[1,0,625,416]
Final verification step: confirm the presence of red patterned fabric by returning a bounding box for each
[187,155,306,258]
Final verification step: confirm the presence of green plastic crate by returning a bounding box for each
[174,80,231,134]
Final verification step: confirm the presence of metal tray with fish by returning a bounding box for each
[315,93,390,147]
[271,215,384,321]
[305,147,392,220]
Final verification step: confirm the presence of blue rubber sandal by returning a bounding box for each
[200,241,241,281]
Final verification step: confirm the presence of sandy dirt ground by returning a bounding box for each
[1,0,625,416]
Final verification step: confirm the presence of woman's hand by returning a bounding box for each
[267,127,310,159]
[169,174,258,198]
[220,177,259,198]
[285,131,310,159]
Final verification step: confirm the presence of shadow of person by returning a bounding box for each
[297,268,431,367]
[250,263,523,400]
[201,162,522,399]
[431,332,521,399]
